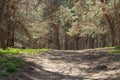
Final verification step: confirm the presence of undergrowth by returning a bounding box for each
[0,57,25,77]
[0,47,49,77]
[0,47,49,55]
[108,46,120,54]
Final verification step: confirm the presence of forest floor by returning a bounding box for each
[1,48,120,80]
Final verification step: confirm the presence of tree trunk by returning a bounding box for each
[52,24,60,49]
[74,35,79,50]
[0,0,15,48]
[64,33,68,50]
[0,28,6,48]
[5,0,15,47]
[102,9,115,46]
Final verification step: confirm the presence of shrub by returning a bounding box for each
[1,71,9,76]
[6,64,16,73]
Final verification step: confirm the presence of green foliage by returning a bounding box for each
[2,0,119,50]
[109,50,120,54]
[8,57,25,68]
[0,48,19,55]
[0,57,25,76]
[0,47,49,55]
[1,71,9,77]
[6,64,16,73]
[0,47,49,77]
[108,46,120,54]
[0,59,8,64]
[115,46,120,50]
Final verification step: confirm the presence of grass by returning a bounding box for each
[0,47,49,77]
[1,71,9,76]
[109,50,120,54]
[0,57,25,76]
[115,46,120,50]
[108,46,120,54]
[85,46,120,54]
[0,47,49,55]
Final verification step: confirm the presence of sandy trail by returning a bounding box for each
[1,49,120,80]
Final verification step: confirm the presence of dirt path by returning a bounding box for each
[1,49,120,80]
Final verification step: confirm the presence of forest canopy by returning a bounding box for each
[0,0,120,50]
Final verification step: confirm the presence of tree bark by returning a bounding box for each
[102,9,115,46]
[52,24,60,49]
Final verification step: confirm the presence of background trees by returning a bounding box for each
[0,0,17,48]
[0,0,120,50]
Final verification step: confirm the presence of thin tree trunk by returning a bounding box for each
[52,24,60,49]
[64,34,68,50]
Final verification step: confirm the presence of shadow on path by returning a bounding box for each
[0,61,83,80]
[1,49,120,80]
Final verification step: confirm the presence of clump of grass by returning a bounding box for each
[9,57,25,68]
[6,64,16,73]
[0,57,25,77]
[1,71,9,76]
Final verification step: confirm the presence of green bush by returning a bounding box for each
[115,46,120,50]
[9,57,25,68]
[0,59,8,64]
[1,71,9,76]
[0,57,25,76]
[6,64,16,73]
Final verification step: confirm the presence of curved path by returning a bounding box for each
[1,49,120,80]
